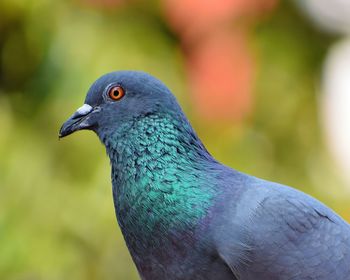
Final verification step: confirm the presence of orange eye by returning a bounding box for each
[108,86,125,101]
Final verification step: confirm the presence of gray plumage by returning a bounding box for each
[59,71,350,280]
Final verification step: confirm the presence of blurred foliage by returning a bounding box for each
[0,0,349,279]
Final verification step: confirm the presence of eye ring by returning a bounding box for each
[108,86,125,101]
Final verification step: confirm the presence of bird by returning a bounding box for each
[59,71,350,280]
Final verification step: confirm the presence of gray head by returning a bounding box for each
[59,71,182,139]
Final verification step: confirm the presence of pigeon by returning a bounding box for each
[59,71,350,280]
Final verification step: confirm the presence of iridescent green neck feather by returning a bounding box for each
[101,113,215,249]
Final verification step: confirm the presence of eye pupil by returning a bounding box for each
[108,86,125,101]
[112,89,120,96]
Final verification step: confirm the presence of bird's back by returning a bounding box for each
[213,174,350,280]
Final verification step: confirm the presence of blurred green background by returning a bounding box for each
[1,0,349,279]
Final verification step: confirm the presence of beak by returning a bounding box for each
[59,104,98,138]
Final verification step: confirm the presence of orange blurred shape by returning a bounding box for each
[187,31,254,121]
[163,0,278,38]
[162,0,278,121]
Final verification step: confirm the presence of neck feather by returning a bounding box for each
[102,114,215,250]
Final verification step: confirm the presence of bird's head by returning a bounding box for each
[59,71,182,140]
